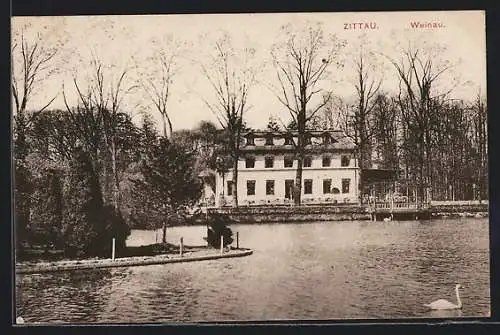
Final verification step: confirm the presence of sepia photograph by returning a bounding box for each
[12,10,489,324]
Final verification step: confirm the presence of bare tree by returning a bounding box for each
[63,57,136,212]
[11,28,61,247]
[270,22,345,205]
[200,33,258,208]
[390,47,451,202]
[352,51,382,167]
[469,93,488,201]
[371,94,399,171]
[11,31,59,160]
[140,39,180,139]
[338,51,382,200]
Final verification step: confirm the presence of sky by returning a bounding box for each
[12,11,486,132]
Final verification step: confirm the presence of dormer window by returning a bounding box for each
[246,134,255,146]
[323,133,331,145]
[304,134,312,145]
[284,135,294,145]
[265,135,274,146]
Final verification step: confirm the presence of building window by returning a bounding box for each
[304,179,313,194]
[342,179,350,194]
[323,179,332,194]
[322,156,331,167]
[227,180,233,196]
[284,135,294,145]
[265,135,274,146]
[266,180,275,195]
[245,156,255,168]
[246,135,255,146]
[247,180,256,196]
[303,156,312,167]
[341,155,350,167]
[265,156,274,168]
[284,156,294,168]
[285,179,294,199]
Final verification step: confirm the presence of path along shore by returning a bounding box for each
[16,248,253,275]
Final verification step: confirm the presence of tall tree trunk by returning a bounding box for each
[102,155,108,204]
[162,221,167,244]
[295,111,306,206]
[162,212,169,244]
[111,139,120,212]
[357,150,364,203]
[232,155,239,208]
[295,154,303,206]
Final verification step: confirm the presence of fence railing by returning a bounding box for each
[430,200,488,206]
[374,203,419,209]
[370,201,427,211]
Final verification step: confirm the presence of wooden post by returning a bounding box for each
[180,237,184,257]
[236,232,239,249]
[206,222,209,246]
[390,195,394,221]
[111,238,116,261]
[220,235,224,255]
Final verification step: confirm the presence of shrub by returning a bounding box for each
[29,168,64,249]
[95,205,131,257]
[206,214,234,248]
[62,146,105,257]
[14,163,33,249]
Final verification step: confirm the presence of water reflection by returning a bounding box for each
[16,269,113,324]
[16,218,490,323]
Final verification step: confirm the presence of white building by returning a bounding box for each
[214,130,360,207]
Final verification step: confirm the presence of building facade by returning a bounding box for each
[214,130,360,207]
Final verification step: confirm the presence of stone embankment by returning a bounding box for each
[16,248,253,275]
[207,202,488,223]
[430,201,488,218]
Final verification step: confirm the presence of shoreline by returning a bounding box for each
[16,248,253,275]
[143,210,489,227]
[203,205,488,224]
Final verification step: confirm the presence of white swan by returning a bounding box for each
[424,284,463,310]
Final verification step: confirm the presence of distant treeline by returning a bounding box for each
[276,92,488,202]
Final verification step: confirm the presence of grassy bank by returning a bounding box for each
[16,242,207,264]
[16,247,253,275]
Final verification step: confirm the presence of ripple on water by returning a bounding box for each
[16,218,490,322]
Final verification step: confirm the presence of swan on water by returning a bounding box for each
[424,284,464,310]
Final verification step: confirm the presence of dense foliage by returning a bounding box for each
[14,106,214,257]
[62,146,106,257]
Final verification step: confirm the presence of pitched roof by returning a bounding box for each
[240,130,357,151]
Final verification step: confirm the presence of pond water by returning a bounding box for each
[15,218,490,323]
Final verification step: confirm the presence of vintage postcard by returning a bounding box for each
[12,10,488,324]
